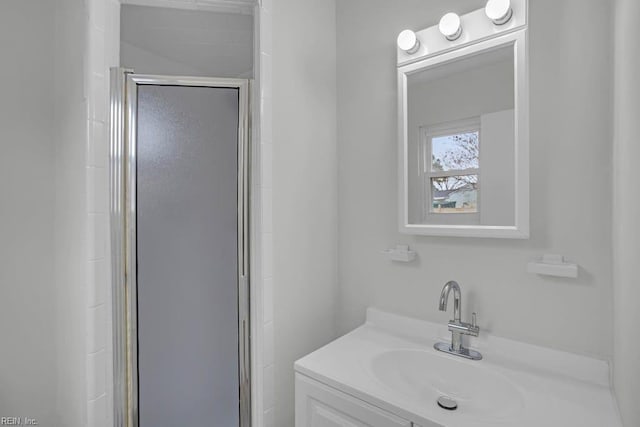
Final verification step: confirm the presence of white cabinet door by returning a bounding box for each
[295,374,412,427]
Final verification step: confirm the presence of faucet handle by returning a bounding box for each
[472,312,477,328]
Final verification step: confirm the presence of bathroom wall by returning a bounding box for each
[54,1,90,425]
[337,0,614,359]
[120,5,253,78]
[272,0,338,426]
[0,1,57,424]
[1,1,261,426]
[613,0,640,425]
[0,2,117,426]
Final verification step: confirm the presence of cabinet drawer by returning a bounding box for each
[295,373,411,427]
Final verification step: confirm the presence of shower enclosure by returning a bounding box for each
[110,69,251,427]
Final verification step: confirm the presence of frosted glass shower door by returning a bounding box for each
[136,84,241,427]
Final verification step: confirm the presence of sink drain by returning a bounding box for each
[437,396,458,411]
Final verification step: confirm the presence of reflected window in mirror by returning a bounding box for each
[406,46,515,228]
[421,119,480,219]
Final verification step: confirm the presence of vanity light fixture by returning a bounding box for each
[485,0,513,25]
[397,29,420,54]
[438,13,462,41]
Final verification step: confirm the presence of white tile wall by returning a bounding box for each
[264,276,274,322]
[258,0,275,424]
[86,1,120,427]
[87,350,107,400]
[263,364,275,410]
[87,259,108,307]
[88,394,107,426]
[88,121,108,168]
[264,407,275,427]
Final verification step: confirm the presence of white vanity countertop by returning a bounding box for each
[295,308,622,427]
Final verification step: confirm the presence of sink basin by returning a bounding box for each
[369,349,525,420]
[296,309,621,427]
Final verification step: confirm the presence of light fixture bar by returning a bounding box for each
[439,13,462,41]
[397,29,421,54]
[485,0,513,25]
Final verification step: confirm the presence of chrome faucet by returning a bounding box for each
[434,281,482,360]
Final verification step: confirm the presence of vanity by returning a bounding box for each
[294,308,621,427]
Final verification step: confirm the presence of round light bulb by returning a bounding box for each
[397,29,420,54]
[439,13,462,41]
[485,0,513,25]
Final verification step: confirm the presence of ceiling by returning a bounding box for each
[121,4,254,77]
[120,0,257,15]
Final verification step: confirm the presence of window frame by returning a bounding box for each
[419,117,481,220]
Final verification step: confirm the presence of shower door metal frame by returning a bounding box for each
[110,68,252,427]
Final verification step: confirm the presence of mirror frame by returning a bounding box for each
[398,29,529,238]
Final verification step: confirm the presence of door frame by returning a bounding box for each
[109,69,252,427]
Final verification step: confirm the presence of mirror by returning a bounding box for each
[398,31,529,238]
